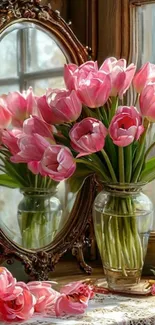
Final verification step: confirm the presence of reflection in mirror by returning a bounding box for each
[0,22,78,250]
[138,4,155,229]
[0,183,77,250]
[0,22,67,94]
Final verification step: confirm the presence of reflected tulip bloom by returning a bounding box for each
[37,89,82,124]
[40,145,76,181]
[69,117,107,157]
[0,96,12,128]
[10,134,49,164]
[5,87,39,127]
[139,82,155,121]
[23,116,55,143]
[2,129,22,155]
[100,57,136,98]
[109,106,144,147]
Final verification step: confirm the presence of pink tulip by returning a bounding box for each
[40,145,76,181]
[60,280,94,299]
[0,96,12,128]
[0,267,16,299]
[64,61,111,108]
[0,282,36,322]
[10,134,49,164]
[100,57,136,98]
[5,87,39,127]
[69,117,107,157]
[55,281,94,316]
[37,89,82,124]
[139,82,155,121]
[2,129,22,155]
[77,72,111,108]
[133,62,155,93]
[27,281,60,315]
[109,106,144,147]
[151,284,155,295]
[23,116,55,143]
[64,61,98,91]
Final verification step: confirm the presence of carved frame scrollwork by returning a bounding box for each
[0,0,97,280]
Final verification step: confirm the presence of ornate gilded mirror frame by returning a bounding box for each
[0,0,97,280]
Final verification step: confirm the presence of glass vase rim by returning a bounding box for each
[19,187,57,196]
[97,181,147,192]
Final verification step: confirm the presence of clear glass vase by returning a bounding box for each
[93,183,154,291]
[17,188,62,250]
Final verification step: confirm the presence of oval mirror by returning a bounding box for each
[0,0,92,280]
[0,22,77,250]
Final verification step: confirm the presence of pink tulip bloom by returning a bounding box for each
[55,281,94,316]
[2,129,22,155]
[0,282,36,322]
[5,87,39,127]
[0,267,16,299]
[10,134,49,164]
[60,280,94,299]
[69,117,108,157]
[27,281,60,315]
[151,284,155,295]
[139,82,155,121]
[64,61,111,108]
[0,96,12,128]
[133,62,155,93]
[37,89,82,124]
[100,57,136,98]
[64,61,98,91]
[40,145,76,181]
[109,106,144,147]
[23,116,55,143]
[77,72,111,108]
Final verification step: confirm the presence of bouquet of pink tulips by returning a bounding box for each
[0,57,155,264]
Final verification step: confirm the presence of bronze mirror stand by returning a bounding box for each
[0,0,97,280]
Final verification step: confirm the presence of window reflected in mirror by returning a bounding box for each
[138,4,155,229]
[0,27,66,95]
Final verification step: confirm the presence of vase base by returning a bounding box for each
[104,267,142,291]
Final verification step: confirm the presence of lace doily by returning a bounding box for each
[2,293,155,325]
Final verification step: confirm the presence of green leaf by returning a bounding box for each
[67,164,93,193]
[140,157,155,182]
[0,174,20,188]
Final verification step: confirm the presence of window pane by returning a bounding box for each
[25,29,67,73]
[0,30,18,78]
[138,4,155,229]
[0,84,19,95]
[28,77,65,96]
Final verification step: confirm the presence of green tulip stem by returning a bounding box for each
[118,147,125,183]
[125,145,132,182]
[109,96,118,122]
[134,93,139,107]
[101,149,118,182]
[133,118,149,171]
[76,158,110,181]
[144,141,155,161]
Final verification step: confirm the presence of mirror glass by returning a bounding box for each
[137,4,155,229]
[0,22,78,249]
[0,22,67,94]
